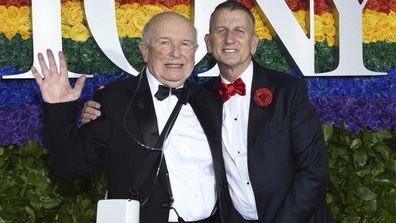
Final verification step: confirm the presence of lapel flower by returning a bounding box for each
[254,88,273,107]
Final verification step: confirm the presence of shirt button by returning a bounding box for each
[234,117,238,121]
[247,182,250,185]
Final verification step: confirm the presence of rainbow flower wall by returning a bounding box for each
[0,0,395,221]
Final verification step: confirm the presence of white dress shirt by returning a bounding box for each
[221,62,258,220]
[146,70,216,222]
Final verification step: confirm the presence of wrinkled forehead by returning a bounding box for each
[210,8,254,32]
[151,16,196,43]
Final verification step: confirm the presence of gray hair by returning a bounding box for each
[209,0,256,34]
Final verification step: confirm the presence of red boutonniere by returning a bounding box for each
[254,88,273,107]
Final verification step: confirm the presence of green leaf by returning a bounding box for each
[349,138,362,150]
[356,187,377,201]
[353,150,367,167]
[364,199,377,212]
[41,197,62,210]
[0,147,4,156]
[375,129,393,140]
[322,124,333,142]
[23,206,36,222]
[372,143,390,161]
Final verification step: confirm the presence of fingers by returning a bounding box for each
[74,75,87,93]
[84,104,102,117]
[81,117,91,124]
[47,49,59,75]
[86,100,101,109]
[31,66,43,86]
[37,52,50,78]
[81,103,102,124]
[59,51,69,78]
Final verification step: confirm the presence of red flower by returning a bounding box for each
[315,0,331,15]
[390,0,396,11]
[237,0,254,10]
[285,0,299,11]
[254,88,273,107]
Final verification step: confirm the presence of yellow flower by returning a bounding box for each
[18,23,30,33]
[321,12,334,26]
[315,32,326,42]
[69,23,90,42]
[324,25,336,37]
[62,24,71,39]
[326,36,335,47]
[7,6,21,23]
[66,6,84,25]
[257,25,272,40]
[171,5,190,18]
[3,22,17,40]
[0,19,5,32]
[0,6,6,17]
[132,11,148,34]
[293,10,306,22]
[388,12,396,27]
[377,29,386,41]
[143,5,165,18]
[116,8,127,26]
[19,6,31,18]
[386,29,396,42]
[362,35,371,44]
[117,23,127,38]
[61,7,68,25]
[64,1,81,8]
[126,22,139,38]
[4,30,17,40]
[19,29,31,40]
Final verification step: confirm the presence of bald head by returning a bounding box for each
[142,12,197,45]
[138,11,198,88]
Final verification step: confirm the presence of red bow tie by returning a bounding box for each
[217,78,246,102]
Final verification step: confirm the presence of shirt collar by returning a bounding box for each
[220,61,253,92]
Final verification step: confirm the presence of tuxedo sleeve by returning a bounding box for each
[273,79,329,223]
[43,92,109,179]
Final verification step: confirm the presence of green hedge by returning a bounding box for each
[0,125,395,222]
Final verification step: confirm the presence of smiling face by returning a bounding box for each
[205,8,259,81]
[139,13,197,88]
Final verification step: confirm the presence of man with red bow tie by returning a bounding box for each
[82,1,331,222]
[203,1,331,222]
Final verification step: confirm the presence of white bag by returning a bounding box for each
[96,199,140,223]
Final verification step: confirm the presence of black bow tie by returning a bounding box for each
[154,85,190,104]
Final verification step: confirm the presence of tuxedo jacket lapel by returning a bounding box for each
[125,72,160,148]
[247,63,272,154]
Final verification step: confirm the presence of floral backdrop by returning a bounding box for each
[0,0,394,141]
[0,0,395,222]
[0,0,394,146]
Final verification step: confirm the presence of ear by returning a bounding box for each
[138,42,149,63]
[250,34,259,55]
[204,34,213,54]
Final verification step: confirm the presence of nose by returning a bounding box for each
[225,30,235,44]
[169,44,181,58]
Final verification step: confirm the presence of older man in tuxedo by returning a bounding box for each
[32,12,231,223]
[81,1,332,222]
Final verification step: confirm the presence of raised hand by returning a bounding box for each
[32,49,86,103]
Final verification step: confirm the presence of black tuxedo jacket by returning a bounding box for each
[205,62,331,223]
[44,73,232,222]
